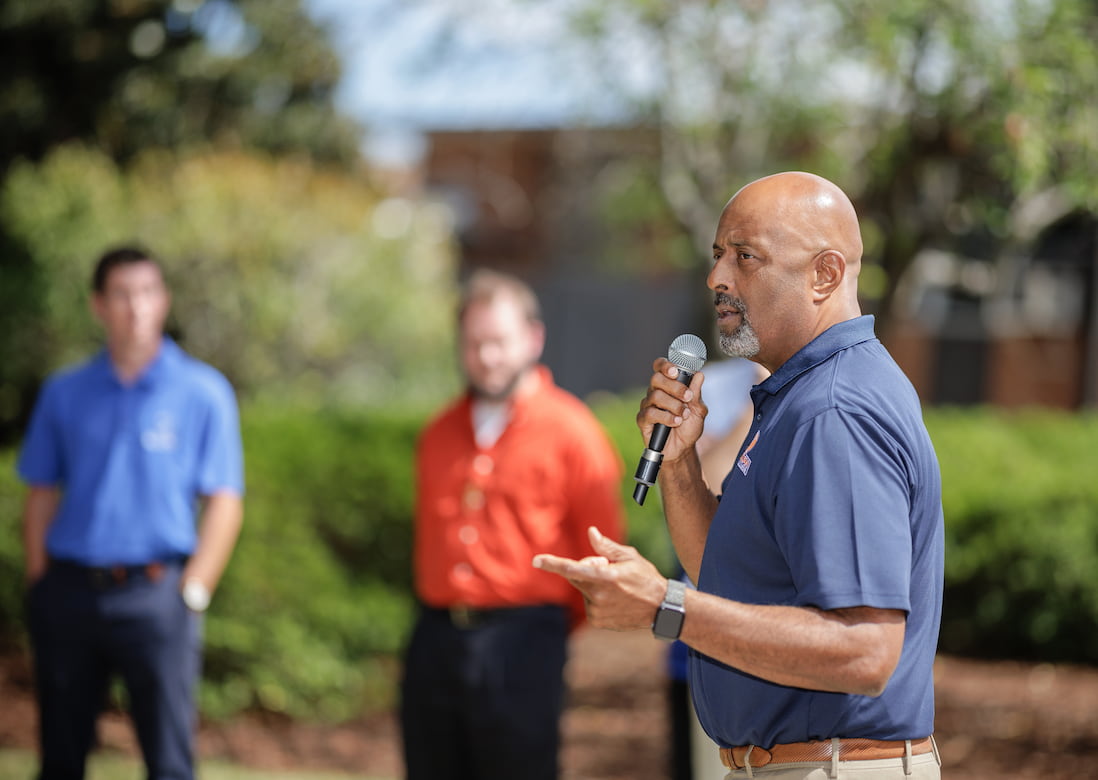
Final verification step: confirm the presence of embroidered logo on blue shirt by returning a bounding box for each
[737,431,760,475]
[141,411,178,452]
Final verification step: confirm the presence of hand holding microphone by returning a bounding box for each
[633,334,707,505]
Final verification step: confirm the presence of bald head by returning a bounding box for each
[727,171,863,271]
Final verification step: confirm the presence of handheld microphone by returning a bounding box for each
[633,334,707,505]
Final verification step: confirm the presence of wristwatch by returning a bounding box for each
[182,578,211,613]
[652,578,687,641]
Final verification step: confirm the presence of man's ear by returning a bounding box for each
[812,250,846,301]
[529,320,547,361]
[89,293,105,325]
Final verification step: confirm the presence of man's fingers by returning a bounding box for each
[587,526,635,562]
[532,553,609,581]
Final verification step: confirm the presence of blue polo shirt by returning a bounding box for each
[17,338,244,566]
[690,316,943,748]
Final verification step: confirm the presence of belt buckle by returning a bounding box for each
[89,566,128,589]
[88,568,111,589]
[732,746,772,769]
[449,605,476,629]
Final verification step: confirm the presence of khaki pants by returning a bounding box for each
[690,702,729,779]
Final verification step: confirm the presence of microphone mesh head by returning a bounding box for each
[668,334,707,374]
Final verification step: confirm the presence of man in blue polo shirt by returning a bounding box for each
[17,246,244,780]
[535,172,944,778]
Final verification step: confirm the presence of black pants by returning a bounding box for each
[26,560,201,780]
[400,604,568,780]
[669,678,694,780]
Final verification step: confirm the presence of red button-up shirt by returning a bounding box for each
[414,366,626,626]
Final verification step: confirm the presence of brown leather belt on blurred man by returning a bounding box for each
[49,558,171,589]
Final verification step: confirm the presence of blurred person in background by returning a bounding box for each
[400,269,626,780]
[17,246,244,780]
[694,357,769,494]
[536,172,944,780]
[668,356,767,780]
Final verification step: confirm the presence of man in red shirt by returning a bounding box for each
[401,269,626,780]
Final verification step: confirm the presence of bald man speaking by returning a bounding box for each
[535,173,944,779]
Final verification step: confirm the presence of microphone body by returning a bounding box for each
[633,334,707,506]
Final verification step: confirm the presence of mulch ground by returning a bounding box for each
[2,628,1098,779]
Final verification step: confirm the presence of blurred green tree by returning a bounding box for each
[566,0,1098,326]
[0,0,359,166]
[0,144,460,409]
[0,0,367,440]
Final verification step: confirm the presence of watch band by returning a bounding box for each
[664,578,686,608]
[652,578,687,641]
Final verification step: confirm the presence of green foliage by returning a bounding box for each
[0,450,27,652]
[588,391,678,574]
[0,0,360,165]
[0,0,379,442]
[200,404,429,720]
[4,404,1098,724]
[926,408,1098,663]
[0,144,461,419]
[591,157,700,276]
[562,0,1098,320]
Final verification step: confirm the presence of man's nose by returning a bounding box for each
[477,344,501,365]
[706,264,729,293]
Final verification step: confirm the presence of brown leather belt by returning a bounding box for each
[50,559,170,589]
[424,603,566,630]
[720,737,934,769]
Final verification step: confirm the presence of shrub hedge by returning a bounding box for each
[927,408,1098,663]
[1,402,1096,721]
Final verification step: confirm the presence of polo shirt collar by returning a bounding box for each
[755,315,877,399]
[463,364,553,423]
[510,364,553,416]
[92,336,180,389]
[141,337,183,387]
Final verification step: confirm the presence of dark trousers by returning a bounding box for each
[669,678,693,780]
[26,560,201,780]
[400,604,568,780]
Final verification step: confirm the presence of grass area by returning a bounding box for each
[0,748,391,780]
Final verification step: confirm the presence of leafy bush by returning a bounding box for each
[587,391,679,574]
[0,144,461,424]
[3,404,1098,723]
[927,408,1098,663]
[201,404,428,720]
[0,451,26,652]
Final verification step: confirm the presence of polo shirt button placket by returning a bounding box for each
[472,454,493,476]
[463,486,485,511]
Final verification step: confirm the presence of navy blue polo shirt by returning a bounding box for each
[17,338,244,566]
[691,316,943,748]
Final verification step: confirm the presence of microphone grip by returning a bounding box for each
[648,423,671,452]
[633,369,695,505]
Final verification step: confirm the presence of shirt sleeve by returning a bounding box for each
[196,374,245,496]
[563,415,627,546]
[16,379,63,487]
[774,408,913,613]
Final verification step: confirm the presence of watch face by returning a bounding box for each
[182,580,210,612]
[653,606,685,640]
